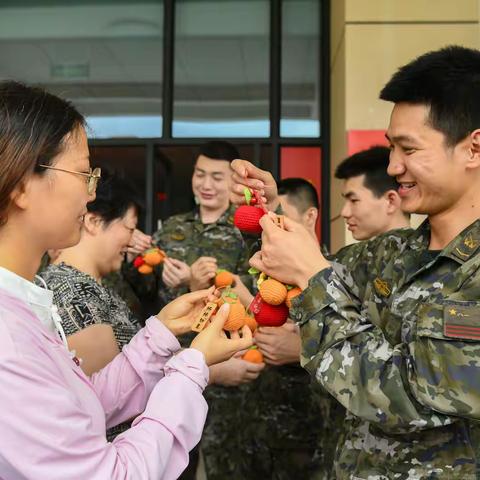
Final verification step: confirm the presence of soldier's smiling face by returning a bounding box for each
[386,102,475,217]
[192,155,231,211]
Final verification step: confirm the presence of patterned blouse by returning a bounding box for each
[38,262,141,440]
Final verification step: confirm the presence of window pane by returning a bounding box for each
[173,0,270,138]
[0,1,163,139]
[281,0,320,137]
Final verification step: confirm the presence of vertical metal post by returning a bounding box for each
[162,0,175,139]
[320,0,331,249]
[145,141,155,234]
[270,0,282,179]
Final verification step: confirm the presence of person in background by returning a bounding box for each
[0,80,251,479]
[335,146,410,240]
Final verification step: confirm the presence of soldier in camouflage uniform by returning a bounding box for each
[239,178,330,479]
[124,141,261,480]
[232,46,480,479]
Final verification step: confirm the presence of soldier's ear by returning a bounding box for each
[466,129,480,170]
[385,190,401,214]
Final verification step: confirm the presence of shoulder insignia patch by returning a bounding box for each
[373,278,391,297]
[171,233,185,241]
[444,304,480,340]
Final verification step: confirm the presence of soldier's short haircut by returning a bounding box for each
[380,45,480,147]
[197,140,239,163]
[277,178,319,213]
[87,171,142,226]
[335,146,397,198]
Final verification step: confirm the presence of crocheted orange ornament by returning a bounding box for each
[286,287,302,308]
[223,303,246,331]
[259,279,287,305]
[242,346,264,363]
[143,248,165,266]
[138,264,153,275]
[215,270,234,288]
[243,314,258,333]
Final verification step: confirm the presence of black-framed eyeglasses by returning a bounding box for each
[38,165,101,195]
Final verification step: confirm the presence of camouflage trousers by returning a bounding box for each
[234,365,344,480]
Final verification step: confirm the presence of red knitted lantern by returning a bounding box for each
[234,205,265,234]
[249,293,288,326]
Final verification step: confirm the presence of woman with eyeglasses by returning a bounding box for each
[0,80,252,479]
[38,171,144,440]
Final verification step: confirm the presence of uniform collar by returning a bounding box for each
[407,218,480,264]
[187,204,235,226]
[0,266,56,333]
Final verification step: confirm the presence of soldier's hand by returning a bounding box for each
[191,303,253,366]
[230,159,279,211]
[156,287,216,336]
[162,257,191,288]
[209,352,265,386]
[254,322,301,366]
[190,256,217,291]
[126,229,153,262]
[250,213,329,289]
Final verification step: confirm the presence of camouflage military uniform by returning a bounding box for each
[239,362,343,480]
[292,219,480,479]
[124,204,254,479]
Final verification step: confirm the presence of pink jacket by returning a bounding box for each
[0,288,209,479]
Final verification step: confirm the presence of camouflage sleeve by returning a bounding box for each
[236,233,260,292]
[291,267,480,434]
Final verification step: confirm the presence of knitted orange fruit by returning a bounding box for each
[259,279,287,305]
[286,287,302,308]
[242,346,264,363]
[143,248,165,266]
[223,303,246,331]
[244,314,258,333]
[138,264,153,275]
[215,270,234,288]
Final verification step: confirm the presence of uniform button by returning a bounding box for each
[295,312,302,321]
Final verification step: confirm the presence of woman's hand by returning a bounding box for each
[191,304,253,366]
[156,287,216,336]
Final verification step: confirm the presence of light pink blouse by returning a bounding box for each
[0,284,208,480]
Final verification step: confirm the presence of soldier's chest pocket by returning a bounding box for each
[416,300,480,342]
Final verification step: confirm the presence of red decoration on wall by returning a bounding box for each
[280,146,322,242]
[347,130,388,155]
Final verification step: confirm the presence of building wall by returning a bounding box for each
[329,0,480,252]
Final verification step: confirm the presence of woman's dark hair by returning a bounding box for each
[87,170,141,225]
[0,81,85,226]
